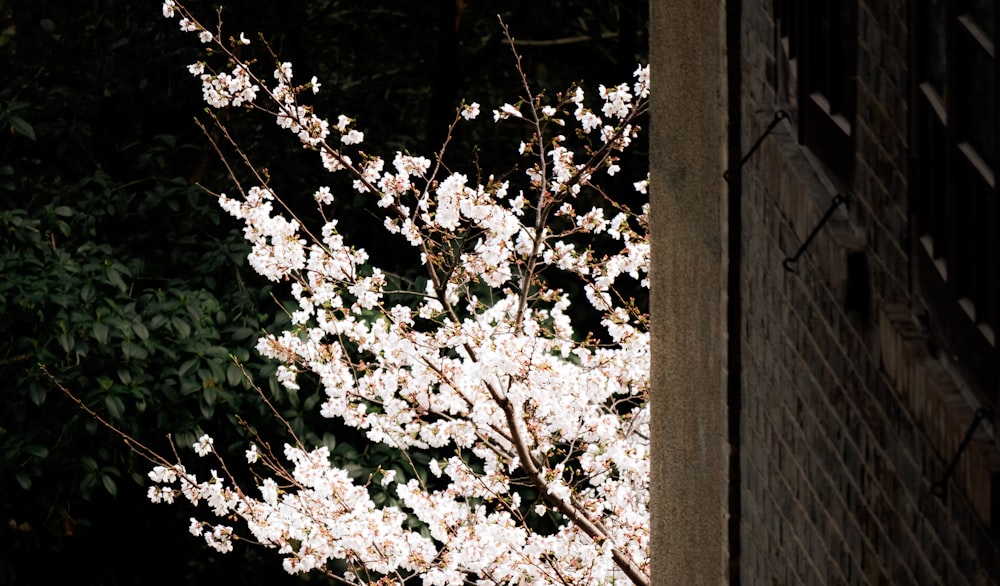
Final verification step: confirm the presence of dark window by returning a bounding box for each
[912,0,1000,403]
[776,0,857,186]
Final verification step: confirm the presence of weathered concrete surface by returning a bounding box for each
[649,1,729,584]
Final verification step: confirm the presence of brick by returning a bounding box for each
[736,0,1000,583]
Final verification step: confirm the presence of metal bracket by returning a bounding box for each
[723,110,788,182]
[931,407,994,501]
[782,194,849,273]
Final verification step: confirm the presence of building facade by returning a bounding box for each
[652,1,1000,583]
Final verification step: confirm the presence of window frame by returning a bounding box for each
[775,0,858,187]
[911,0,1000,404]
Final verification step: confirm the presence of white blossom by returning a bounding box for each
[274,62,293,83]
[189,518,204,537]
[633,174,649,194]
[155,4,652,583]
[193,434,214,457]
[313,186,333,204]
[341,129,364,145]
[493,102,523,121]
[633,64,650,99]
[461,102,480,120]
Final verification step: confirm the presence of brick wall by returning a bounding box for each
[738,0,1000,583]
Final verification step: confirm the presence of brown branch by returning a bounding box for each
[512,31,619,47]
[40,364,172,469]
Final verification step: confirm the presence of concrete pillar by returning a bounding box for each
[649,1,729,584]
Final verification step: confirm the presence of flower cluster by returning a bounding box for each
[188,61,259,108]
[158,2,651,584]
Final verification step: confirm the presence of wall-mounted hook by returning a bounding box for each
[782,194,849,273]
[931,407,994,501]
[723,110,788,182]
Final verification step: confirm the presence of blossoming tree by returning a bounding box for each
[150,1,650,583]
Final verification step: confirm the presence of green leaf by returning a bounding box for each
[334,443,358,459]
[106,268,127,292]
[79,474,96,495]
[230,327,257,341]
[204,345,229,358]
[104,395,125,420]
[180,378,201,396]
[131,322,149,341]
[15,473,31,490]
[9,116,36,140]
[24,444,49,458]
[178,357,199,377]
[343,463,366,479]
[81,456,98,472]
[80,283,96,304]
[121,340,147,360]
[93,322,109,344]
[101,475,118,496]
[226,363,244,386]
[117,368,132,385]
[51,294,74,308]
[28,384,46,406]
[57,332,74,353]
[206,362,224,386]
[53,206,73,217]
[171,316,191,338]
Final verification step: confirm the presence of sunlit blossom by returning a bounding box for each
[461,101,480,120]
[193,434,214,457]
[154,3,652,583]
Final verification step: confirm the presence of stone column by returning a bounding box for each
[649,1,729,583]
